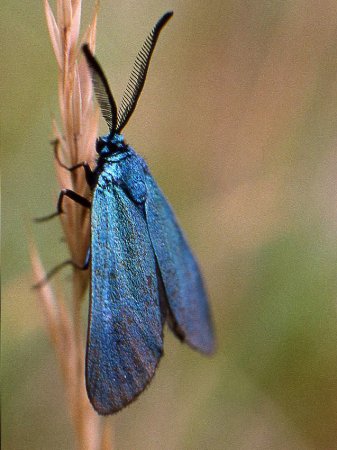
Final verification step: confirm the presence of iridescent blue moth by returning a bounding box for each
[38,11,214,415]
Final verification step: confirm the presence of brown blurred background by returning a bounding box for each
[3,0,337,449]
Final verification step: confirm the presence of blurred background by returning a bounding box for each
[3,0,337,448]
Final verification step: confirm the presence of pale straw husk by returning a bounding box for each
[30,1,113,448]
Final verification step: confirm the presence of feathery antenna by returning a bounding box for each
[82,44,118,136]
[116,11,173,133]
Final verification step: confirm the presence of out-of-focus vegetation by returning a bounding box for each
[3,0,337,449]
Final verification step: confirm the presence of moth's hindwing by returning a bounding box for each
[87,181,163,415]
[145,175,215,355]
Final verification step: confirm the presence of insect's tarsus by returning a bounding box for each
[33,250,91,289]
[35,189,91,223]
[53,139,96,188]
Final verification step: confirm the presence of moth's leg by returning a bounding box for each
[53,139,96,188]
[35,189,91,222]
[33,248,91,289]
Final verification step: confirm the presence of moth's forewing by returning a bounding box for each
[145,175,215,355]
[87,173,163,415]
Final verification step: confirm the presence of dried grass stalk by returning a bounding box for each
[30,1,113,448]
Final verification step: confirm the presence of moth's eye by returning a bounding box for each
[107,141,118,153]
[96,138,106,154]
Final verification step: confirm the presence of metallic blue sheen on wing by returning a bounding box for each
[144,174,215,355]
[87,154,163,415]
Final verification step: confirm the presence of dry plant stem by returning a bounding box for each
[73,272,89,447]
[30,1,113,449]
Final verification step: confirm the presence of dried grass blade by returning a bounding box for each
[45,0,62,68]
[70,0,82,49]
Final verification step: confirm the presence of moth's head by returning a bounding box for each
[96,134,125,156]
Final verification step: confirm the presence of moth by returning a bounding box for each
[38,11,214,415]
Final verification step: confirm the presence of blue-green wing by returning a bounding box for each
[145,175,215,354]
[87,183,163,415]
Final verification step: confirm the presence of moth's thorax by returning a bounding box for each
[95,137,149,204]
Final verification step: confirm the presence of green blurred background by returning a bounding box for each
[3,0,337,448]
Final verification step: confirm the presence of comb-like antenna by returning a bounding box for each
[82,44,117,137]
[116,11,173,133]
